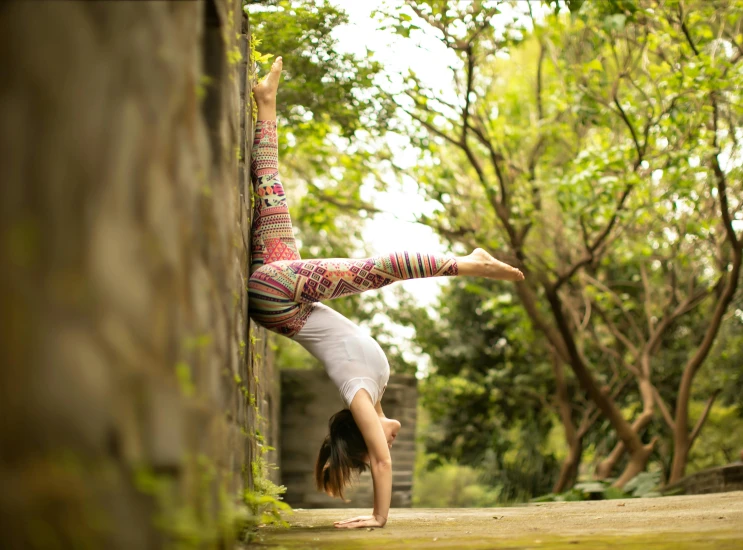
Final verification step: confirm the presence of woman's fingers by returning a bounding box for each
[334,519,369,528]
[334,516,365,525]
[333,518,356,524]
[335,520,368,529]
[334,514,381,528]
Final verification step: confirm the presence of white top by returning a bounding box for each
[292,303,390,408]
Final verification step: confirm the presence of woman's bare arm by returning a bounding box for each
[334,390,391,529]
[375,399,384,416]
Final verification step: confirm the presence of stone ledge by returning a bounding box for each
[663,464,743,496]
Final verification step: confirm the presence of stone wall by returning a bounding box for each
[280,370,418,508]
[0,1,277,548]
[663,464,743,496]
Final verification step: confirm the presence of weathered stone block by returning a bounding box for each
[663,464,743,496]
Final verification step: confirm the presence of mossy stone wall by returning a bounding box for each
[0,1,277,547]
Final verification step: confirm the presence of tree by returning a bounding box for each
[246,0,393,139]
[378,0,743,486]
[392,277,561,499]
[246,0,416,372]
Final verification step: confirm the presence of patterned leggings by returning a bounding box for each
[247,120,458,338]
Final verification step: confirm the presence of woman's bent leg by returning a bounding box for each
[249,252,456,336]
[249,248,523,336]
[250,252,457,305]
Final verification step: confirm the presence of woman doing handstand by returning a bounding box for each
[248,58,524,530]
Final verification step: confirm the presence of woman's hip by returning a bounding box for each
[248,284,313,337]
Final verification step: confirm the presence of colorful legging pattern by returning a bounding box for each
[247,120,458,338]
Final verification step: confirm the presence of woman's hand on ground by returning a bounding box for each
[333,514,386,529]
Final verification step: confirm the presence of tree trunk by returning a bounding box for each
[669,239,741,483]
[613,439,657,488]
[669,437,690,484]
[551,351,584,493]
[669,388,723,483]
[542,286,647,488]
[553,438,583,493]
[596,376,655,479]
[666,46,743,483]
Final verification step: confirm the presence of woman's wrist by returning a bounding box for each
[373,512,387,526]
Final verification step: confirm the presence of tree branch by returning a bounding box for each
[554,183,635,289]
[613,78,644,164]
[591,302,640,375]
[640,263,655,335]
[678,2,700,56]
[651,384,675,431]
[689,389,721,446]
[711,97,740,250]
[536,40,545,121]
[645,285,711,357]
[402,106,462,148]
[583,273,645,344]
[462,44,475,145]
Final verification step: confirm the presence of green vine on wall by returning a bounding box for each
[241,456,291,540]
[131,11,289,548]
[234,325,291,542]
[240,12,288,538]
[248,33,273,127]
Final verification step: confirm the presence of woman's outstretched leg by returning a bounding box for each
[246,58,525,336]
[250,57,300,275]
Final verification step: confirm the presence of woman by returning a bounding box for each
[248,58,524,529]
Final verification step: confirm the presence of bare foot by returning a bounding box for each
[253,56,283,104]
[458,248,524,281]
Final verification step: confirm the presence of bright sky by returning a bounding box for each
[329,0,462,309]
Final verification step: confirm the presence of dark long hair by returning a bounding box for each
[314,409,368,499]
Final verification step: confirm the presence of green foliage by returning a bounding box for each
[382,0,743,487]
[175,361,195,398]
[414,462,503,507]
[686,402,743,472]
[184,333,212,351]
[239,457,291,542]
[234,335,291,542]
[696,298,743,414]
[245,0,393,139]
[398,278,560,500]
[196,75,213,101]
[533,472,662,502]
[248,33,269,125]
[247,0,419,373]
[246,0,743,499]
[176,333,213,398]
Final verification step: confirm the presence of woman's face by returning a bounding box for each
[381,417,402,449]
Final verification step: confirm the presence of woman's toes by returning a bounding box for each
[270,57,283,77]
[253,57,283,101]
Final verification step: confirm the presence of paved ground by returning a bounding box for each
[251,491,743,549]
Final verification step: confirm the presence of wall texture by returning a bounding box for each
[0,1,277,548]
[280,370,418,509]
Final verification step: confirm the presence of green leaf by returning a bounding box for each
[584,58,604,72]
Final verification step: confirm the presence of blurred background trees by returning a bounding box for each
[247,0,743,504]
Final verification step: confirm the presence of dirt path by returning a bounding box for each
[253,491,743,549]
